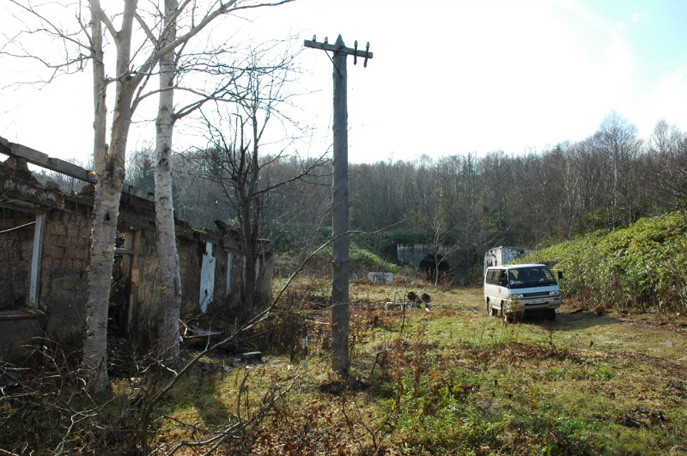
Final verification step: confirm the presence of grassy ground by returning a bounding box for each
[145,279,687,455]
[4,278,685,455]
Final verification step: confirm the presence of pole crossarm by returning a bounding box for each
[304,36,373,66]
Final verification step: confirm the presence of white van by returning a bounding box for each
[484,263,562,322]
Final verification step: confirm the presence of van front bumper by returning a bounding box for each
[506,297,562,312]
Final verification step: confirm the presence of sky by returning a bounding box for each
[1,0,687,165]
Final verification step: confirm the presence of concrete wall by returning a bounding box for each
[397,243,456,270]
[397,243,433,270]
[396,243,460,276]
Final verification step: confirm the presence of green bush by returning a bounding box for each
[350,243,402,272]
[310,238,402,273]
[522,212,687,312]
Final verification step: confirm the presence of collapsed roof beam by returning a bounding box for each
[0,136,153,202]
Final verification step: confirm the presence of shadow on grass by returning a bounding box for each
[523,310,623,331]
[161,358,234,432]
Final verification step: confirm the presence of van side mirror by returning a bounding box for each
[557,271,563,280]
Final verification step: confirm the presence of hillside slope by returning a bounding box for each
[522,212,687,312]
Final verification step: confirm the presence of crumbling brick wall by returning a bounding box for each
[0,156,93,354]
[0,206,35,309]
[0,154,272,358]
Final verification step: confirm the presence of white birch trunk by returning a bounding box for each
[79,0,277,390]
[155,0,182,368]
[82,0,109,393]
[83,0,137,393]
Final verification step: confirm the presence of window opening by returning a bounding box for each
[110,229,135,333]
[0,205,45,311]
[199,242,215,313]
[226,252,232,296]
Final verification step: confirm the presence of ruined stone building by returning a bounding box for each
[0,137,272,358]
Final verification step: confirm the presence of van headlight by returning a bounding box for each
[549,290,560,296]
[515,294,525,299]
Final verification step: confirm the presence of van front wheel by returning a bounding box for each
[502,308,513,323]
[487,301,497,317]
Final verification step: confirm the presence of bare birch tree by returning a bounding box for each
[415,158,456,284]
[154,0,183,370]
[83,0,138,393]
[597,111,641,228]
[191,48,329,318]
[3,0,292,392]
[649,119,687,211]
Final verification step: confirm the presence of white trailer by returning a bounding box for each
[483,246,534,275]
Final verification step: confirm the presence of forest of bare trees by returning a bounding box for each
[123,112,687,283]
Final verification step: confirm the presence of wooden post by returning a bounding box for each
[331,35,349,375]
[304,35,373,376]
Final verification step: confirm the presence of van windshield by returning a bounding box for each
[507,266,557,289]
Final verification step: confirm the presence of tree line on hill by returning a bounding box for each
[122,111,686,282]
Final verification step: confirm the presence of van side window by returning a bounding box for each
[488,270,499,285]
[494,271,503,285]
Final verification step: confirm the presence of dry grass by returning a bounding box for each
[2,281,686,455]
[146,282,687,455]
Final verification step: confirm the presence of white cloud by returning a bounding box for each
[2,0,685,164]
[637,63,687,136]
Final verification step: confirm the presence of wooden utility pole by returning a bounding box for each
[304,35,373,376]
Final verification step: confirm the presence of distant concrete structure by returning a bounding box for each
[367,272,394,285]
[483,246,535,274]
[397,243,430,270]
[397,243,452,270]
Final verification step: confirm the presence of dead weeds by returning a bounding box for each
[4,284,687,456]
[467,340,582,368]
